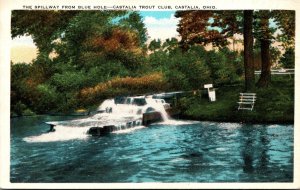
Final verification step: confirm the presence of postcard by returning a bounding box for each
[0,0,299,189]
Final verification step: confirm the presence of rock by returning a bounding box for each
[142,111,162,125]
[87,127,101,136]
[48,124,56,132]
[101,125,115,135]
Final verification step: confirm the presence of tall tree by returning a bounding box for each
[243,10,255,91]
[11,10,79,54]
[175,11,234,50]
[175,10,256,91]
[255,10,295,87]
[256,11,272,87]
[273,10,295,49]
[175,10,295,90]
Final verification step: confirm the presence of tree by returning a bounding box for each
[148,39,162,51]
[176,11,230,50]
[11,10,79,54]
[52,11,147,71]
[243,10,255,91]
[255,10,295,87]
[162,37,179,52]
[280,47,295,68]
[11,10,148,113]
[175,10,295,90]
[273,10,295,49]
[175,10,255,91]
[255,11,272,88]
[119,11,148,46]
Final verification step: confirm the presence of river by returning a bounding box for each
[10,115,293,182]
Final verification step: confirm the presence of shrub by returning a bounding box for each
[165,49,212,90]
[79,72,168,105]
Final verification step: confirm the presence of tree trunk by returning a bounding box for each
[257,12,272,88]
[243,10,255,92]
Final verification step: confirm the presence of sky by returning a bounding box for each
[11,11,179,63]
[140,11,180,40]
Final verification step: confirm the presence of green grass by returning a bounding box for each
[179,76,294,124]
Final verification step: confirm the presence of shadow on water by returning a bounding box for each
[239,125,293,182]
[240,125,269,174]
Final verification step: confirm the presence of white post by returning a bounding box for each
[204,84,216,102]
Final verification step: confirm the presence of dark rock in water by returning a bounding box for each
[87,127,102,136]
[48,124,56,132]
[87,125,116,136]
[101,125,115,135]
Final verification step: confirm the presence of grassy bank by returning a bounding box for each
[178,76,294,124]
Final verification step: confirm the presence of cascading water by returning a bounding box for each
[24,96,173,142]
[143,98,170,121]
[97,97,171,122]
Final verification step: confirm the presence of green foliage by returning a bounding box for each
[11,10,79,53]
[119,11,148,45]
[162,38,178,50]
[167,50,212,90]
[50,71,86,92]
[148,39,162,51]
[11,10,294,119]
[11,101,27,116]
[148,50,170,71]
[273,10,295,48]
[205,49,239,85]
[280,47,295,68]
[84,61,129,87]
[180,76,294,123]
[35,84,59,112]
[11,10,149,114]
[148,45,243,91]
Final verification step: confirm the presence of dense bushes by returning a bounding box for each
[164,49,212,90]
[11,43,246,116]
[148,46,244,90]
[79,72,168,105]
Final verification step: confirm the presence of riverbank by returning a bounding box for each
[178,76,294,124]
[11,76,294,125]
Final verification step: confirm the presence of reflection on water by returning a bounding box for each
[10,116,293,182]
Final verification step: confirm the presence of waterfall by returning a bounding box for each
[97,97,170,122]
[24,96,173,142]
[143,98,170,121]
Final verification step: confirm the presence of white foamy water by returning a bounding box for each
[112,126,146,134]
[154,119,200,126]
[145,98,170,121]
[218,122,243,130]
[24,126,90,142]
[24,96,178,143]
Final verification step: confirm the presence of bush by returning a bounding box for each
[35,84,59,113]
[165,49,212,90]
[79,72,168,105]
[205,49,241,86]
[148,45,243,91]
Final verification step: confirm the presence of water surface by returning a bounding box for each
[11,115,293,182]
